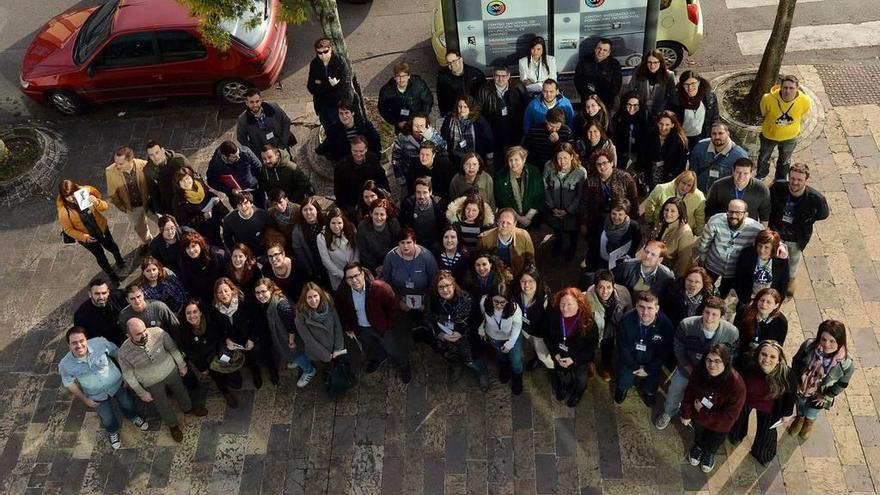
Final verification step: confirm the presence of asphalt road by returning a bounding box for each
[0,0,877,123]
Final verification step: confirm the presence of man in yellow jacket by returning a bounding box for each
[105,146,154,251]
[757,75,811,181]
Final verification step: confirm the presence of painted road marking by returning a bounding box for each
[726,0,822,8]
[736,21,880,55]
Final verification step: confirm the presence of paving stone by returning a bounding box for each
[852,327,880,367]
[534,453,557,495]
[844,464,875,492]
[423,456,445,495]
[849,135,880,159]
[381,456,404,495]
[445,418,468,475]
[554,417,576,458]
[147,446,175,488]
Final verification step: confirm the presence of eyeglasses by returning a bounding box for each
[595,159,611,165]
[393,74,409,79]
[268,252,284,259]
[316,49,330,55]
[345,272,363,281]
[446,57,462,64]
[438,283,454,290]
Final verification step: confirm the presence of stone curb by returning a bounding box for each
[0,125,68,206]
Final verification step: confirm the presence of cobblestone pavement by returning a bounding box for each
[0,64,878,495]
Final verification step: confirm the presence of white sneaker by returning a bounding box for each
[131,416,149,431]
[297,369,317,388]
[109,432,121,450]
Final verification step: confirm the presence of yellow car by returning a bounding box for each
[432,0,703,71]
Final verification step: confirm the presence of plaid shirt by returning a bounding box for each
[695,214,764,278]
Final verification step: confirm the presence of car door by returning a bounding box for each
[153,30,216,96]
[81,32,165,102]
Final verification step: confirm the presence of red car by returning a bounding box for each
[19,0,288,115]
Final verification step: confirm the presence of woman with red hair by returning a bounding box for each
[543,287,599,407]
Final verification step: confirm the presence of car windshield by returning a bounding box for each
[219,0,271,49]
[74,0,120,65]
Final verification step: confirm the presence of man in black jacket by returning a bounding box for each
[436,50,485,116]
[399,177,447,247]
[316,100,381,162]
[306,38,349,129]
[378,62,433,133]
[475,66,531,159]
[769,163,829,292]
[237,89,296,159]
[614,291,673,406]
[574,39,622,112]
[333,136,390,215]
[73,277,129,346]
[145,141,190,215]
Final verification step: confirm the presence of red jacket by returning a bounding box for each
[681,369,746,433]
[335,276,399,335]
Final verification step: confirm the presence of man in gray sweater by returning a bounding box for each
[655,296,739,430]
[118,285,180,342]
[704,158,771,224]
[118,318,206,442]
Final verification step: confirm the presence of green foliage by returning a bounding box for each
[176,0,310,50]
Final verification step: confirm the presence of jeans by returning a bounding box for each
[795,395,822,420]
[616,364,662,395]
[290,352,315,374]
[96,387,139,433]
[488,336,524,374]
[663,367,691,417]
[79,229,123,273]
[757,134,798,180]
[315,102,339,131]
[782,240,803,277]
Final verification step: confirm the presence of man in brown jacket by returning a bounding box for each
[477,208,535,275]
[105,145,154,250]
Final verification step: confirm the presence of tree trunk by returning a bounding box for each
[747,0,798,112]
[310,0,367,119]
[0,138,7,163]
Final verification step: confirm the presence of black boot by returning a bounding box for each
[101,265,121,284]
[499,363,511,384]
[511,373,523,395]
[251,367,263,389]
[525,357,541,371]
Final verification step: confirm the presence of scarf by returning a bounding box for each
[678,91,703,111]
[510,170,525,213]
[183,179,206,205]
[684,292,703,317]
[603,216,631,251]
[309,300,330,323]
[798,345,847,397]
[449,116,475,158]
[215,297,239,322]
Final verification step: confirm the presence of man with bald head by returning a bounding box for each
[693,199,764,297]
[117,318,205,443]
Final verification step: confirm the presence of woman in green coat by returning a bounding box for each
[495,146,545,229]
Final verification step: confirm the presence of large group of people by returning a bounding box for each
[57,37,841,473]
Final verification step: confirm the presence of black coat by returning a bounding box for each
[399,196,447,246]
[73,290,129,346]
[440,115,496,164]
[610,111,648,168]
[235,102,295,158]
[734,249,790,305]
[733,310,788,368]
[213,299,262,347]
[543,308,599,366]
[405,154,455,200]
[585,219,642,272]
[574,54,622,111]
[769,182,830,250]
[640,129,689,188]
[616,309,674,373]
[179,308,225,371]
[306,54,349,111]
[378,75,434,127]
[673,91,719,141]
[333,153,390,211]
[178,247,227,303]
[436,64,485,115]
[316,118,381,162]
[474,80,530,150]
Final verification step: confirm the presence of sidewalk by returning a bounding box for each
[0,62,877,494]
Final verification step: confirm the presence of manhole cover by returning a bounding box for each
[816,64,880,106]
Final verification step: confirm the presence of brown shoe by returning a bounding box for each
[222,392,239,409]
[799,418,815,439]
[787,416,804,436]
[587,362,596,378]
[186,405,208,417]
[600,369,612,382]
[169,425,183,443]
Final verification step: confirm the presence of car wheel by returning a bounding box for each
[216,79,253,104]
[656,41,685,70]
[47,90,86,115]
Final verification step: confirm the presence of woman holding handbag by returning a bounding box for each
[179,298,242,408]
[57,179,125,282]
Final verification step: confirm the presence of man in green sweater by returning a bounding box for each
[704,158,771,225]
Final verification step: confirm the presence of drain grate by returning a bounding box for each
[816,64,880,106]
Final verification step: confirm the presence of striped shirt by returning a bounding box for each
[695,214,764,278]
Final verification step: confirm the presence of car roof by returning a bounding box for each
[111,0,199,34]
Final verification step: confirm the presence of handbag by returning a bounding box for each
[324,355,355,398]
[209,349,246,374]
[60,208,77,244]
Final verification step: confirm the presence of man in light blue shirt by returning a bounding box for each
[58,327,149,450]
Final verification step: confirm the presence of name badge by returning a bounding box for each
[782,213,794,223]
[695,353,703,360]
[400,109,410,116]
[700,397,714,409]
[459,139,468,149]
[635,343,647,352]
[405,280,415,289]
[522,316,530,325]
[558,343,569,352]
[501,107,508,116]
[709,169,720,178]
[265,131,275,141]
[438,320,454,334]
